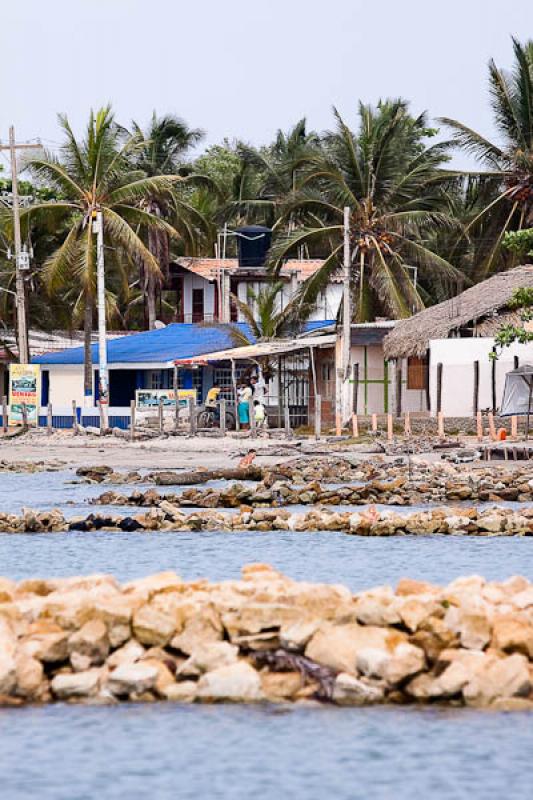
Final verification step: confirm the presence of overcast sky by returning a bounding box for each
[2,0,533,163]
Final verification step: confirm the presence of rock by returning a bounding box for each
[196,661,263,702]
[14,654,44,698]
[332,673,384,705]
[463,653,531,706]
[162,681,197,703]
[459,614,492,650]
[305,623,405,674]
[68,620,109,664]
[132,605,176,646]
[353,589,401,626]
[70,653,92,672]
[492,616,533,658]
[382,643,425,685]
[51,669,101,699]
[107,663,159,697]
[178,642,238,677]
[0,653,16,695]
[21,623,69,663]
[107,639,145,669]
[280,621,321,651]
[140,658,176,696]
[260,671,303,701]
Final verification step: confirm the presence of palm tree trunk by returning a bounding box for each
[146,274,157,330]
[84,298,93,402]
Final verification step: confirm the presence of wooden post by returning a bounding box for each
[491,350,497,413]
[352,363,359,415]
[173,366,180,432]
[21,401,28,431]
[488,411,497,441]
[371,413,377,432]
[387,413,393,441]
[511,415,518,439]
[395,360,402,418]
[249,398,256,436]
[352,413,359,438]
[284,406,291,439]
[314,394,321,440]
[47,402,53,435]
[219,398,226,436]
[231,359,240,432]
[404,411,411,436]
[437,410,444,439]
[2,395,7,433]
[476,410,483,442]
[436,363,443,414]
[276,355,283,428]
[130,399,136,441]
[473,360,479,417]
[72,400,78,435]
[514,355,519,369]
[158,398,164,435]
[188,397,196,436]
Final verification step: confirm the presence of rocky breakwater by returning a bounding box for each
[1,564,533,709]
[3,504,533,535]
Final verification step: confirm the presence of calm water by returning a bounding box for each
[0,470,532,800]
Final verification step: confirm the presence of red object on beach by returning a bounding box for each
[497,428,507,441]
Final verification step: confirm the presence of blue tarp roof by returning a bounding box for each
[32,320,335,366]
[32,323,255,366]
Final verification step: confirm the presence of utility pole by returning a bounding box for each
[92,210,109,428]
[0,127,41,364]
[342,207,351,419]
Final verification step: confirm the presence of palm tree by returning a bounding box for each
[271,100,461,322]
[441,38,533,280]
[128,113,209,327]
[232,281,305,340]
[22,106,179,397]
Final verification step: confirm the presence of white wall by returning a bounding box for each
[48,367,85,406]
[182,274,216,320]
[429,338,533,417]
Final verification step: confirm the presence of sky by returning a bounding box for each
[2,0,533,164]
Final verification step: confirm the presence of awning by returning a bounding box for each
[174,334,336,366]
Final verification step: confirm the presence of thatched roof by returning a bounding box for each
[383,264,533,359]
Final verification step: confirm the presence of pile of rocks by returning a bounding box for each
[1,564,532,709]
[0,460,65,474]
[92,467,533,510]
[3,504,533,535]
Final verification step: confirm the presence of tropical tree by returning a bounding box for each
[22,106,179,396]
[128,113,209,327]
[441,38,533,280]
[231,281,306,341]
[270,100,461,322]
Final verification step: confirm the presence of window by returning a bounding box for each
[407,356,428,390]
[213,366,245,402]
[192,288,204,322]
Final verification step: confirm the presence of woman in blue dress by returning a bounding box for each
[237,384,253,429]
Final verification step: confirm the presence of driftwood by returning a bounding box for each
[149,466,264,486]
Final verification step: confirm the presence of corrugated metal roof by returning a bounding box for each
[32,323,255,366]
[175,334,337,364]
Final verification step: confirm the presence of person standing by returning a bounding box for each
[237,383,253,430]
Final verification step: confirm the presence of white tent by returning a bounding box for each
[499,365,533,416]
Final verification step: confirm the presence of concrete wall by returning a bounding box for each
[429,338,533,417]
[234,280,342,323]
[182,274,216,320]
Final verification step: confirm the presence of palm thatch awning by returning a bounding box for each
[383,264,533,359]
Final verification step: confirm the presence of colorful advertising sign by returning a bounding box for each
[135,389,196,413]
[9,364,41,426]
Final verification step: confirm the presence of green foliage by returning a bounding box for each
[493,286,533,356]
[502,229,533,257]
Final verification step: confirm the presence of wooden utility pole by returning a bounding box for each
[342,207,351,417]
[0,127,42,364]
